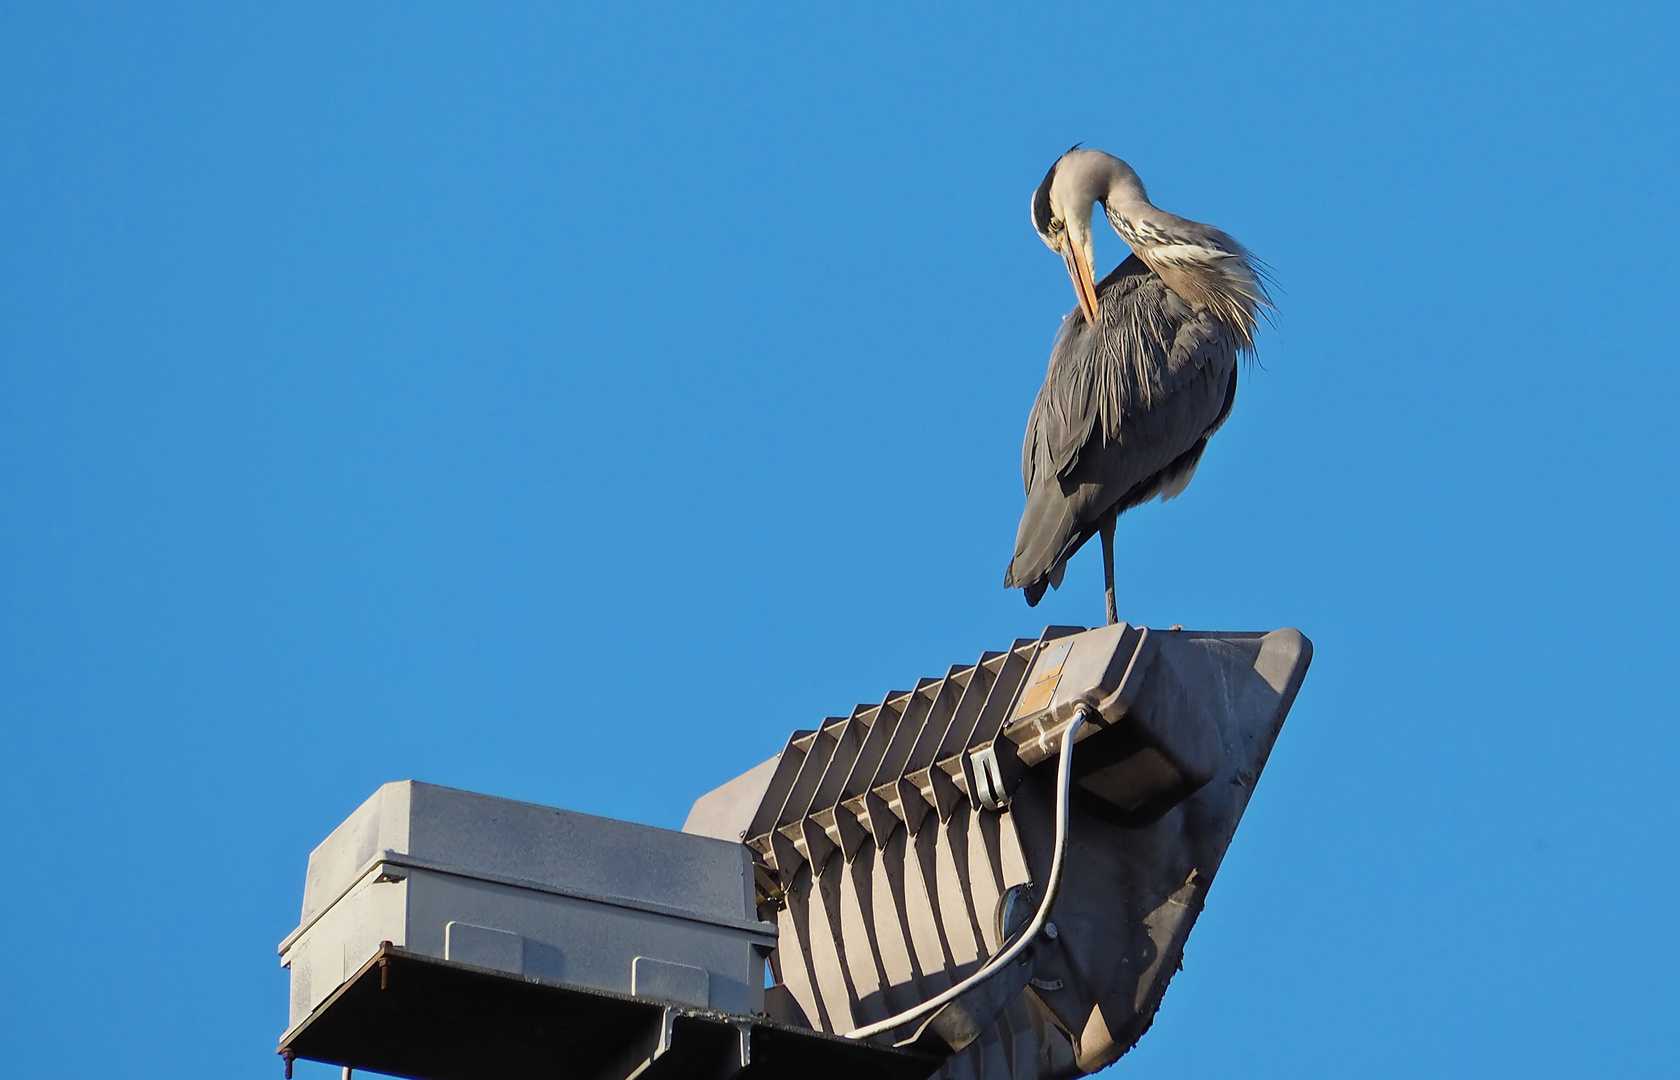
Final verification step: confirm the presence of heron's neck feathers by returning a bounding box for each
[1053,150,1273,347]
[1104,204,1272,350]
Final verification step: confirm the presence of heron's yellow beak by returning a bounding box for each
[1063,238,1100,326]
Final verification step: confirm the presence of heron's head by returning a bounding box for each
[1031,148,1145,326]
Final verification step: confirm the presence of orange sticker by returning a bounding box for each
[1014,641,1072,720]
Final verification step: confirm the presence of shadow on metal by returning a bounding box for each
[279,946,943,1080]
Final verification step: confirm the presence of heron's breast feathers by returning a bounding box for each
[1022,278,1224,494]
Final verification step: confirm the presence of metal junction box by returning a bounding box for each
[278,781,777,1038]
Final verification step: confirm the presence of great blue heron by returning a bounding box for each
[1005,148,1272,624]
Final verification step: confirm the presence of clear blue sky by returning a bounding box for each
[2,3,1676,1076]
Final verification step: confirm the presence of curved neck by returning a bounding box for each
[1097,161,1151,216]
[1058,151,1150,217]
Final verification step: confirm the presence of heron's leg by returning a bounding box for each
[1099,509,1118,626]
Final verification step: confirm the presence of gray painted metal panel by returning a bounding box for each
[631,956,711,1010]
[683,753,783,843]
[282,781,775,1036]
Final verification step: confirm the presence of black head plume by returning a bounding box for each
[1031,144,1085,239]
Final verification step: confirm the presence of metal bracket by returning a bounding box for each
[969,746,1010,810]
[597,1006,676,1080]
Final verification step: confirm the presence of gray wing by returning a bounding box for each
[1006,259,1240,602]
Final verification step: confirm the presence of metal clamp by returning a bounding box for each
[969,746,1010,810]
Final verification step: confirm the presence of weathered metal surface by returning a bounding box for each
[686,625,1312,1080]
[281,782,776,1032]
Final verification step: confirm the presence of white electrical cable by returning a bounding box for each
[844,706,1089,1042]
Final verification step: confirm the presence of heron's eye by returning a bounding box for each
[1049,218,1064,234]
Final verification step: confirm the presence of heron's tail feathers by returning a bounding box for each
[1005,487,1084,603]
[1007,557,1067,606]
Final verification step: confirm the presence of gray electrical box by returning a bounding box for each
[278,781,777,1036]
